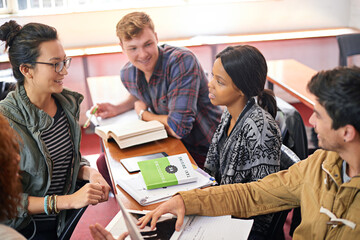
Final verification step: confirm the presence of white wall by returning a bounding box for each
[0,0,355,48]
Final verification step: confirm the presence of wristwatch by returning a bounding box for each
[138,109,146,120]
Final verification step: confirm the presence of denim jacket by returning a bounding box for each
[0,84,89,236]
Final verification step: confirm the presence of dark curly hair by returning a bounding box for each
[0,20,58,84]
[307,66,360,133]
[0,114,22,221]
[216,45,277,118]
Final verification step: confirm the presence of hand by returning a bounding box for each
[70,183,105,208]
[95,103,120,119]
[134,100,147,115]
[90,223,128,240]
[89,171,111,202]
[137,195,186,231]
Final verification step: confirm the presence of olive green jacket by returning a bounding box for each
[0,85,89,236]
[180,150,359,239]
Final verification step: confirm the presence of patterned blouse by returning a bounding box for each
[204,98,282,236]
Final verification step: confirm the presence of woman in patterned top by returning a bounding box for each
[204,45,282,240]
[0,20,110,239]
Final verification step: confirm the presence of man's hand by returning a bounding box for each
[90,223,128,240]
[134,100,148,116]
[137,194,186,231]
[94,103,121,119]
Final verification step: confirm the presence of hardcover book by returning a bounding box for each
[95,119,168,149]
[138,153,197,190]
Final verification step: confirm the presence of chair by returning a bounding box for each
[275,96,308,160]
[58,180,88,240]
[275,97,308,237]
[267,145,300,240]
[336,33,360,66]
[0,68,16,100]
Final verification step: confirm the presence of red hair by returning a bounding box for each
[0,114,22,221]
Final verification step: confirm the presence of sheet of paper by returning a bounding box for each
[86,109,137,127]
[106,211,254,240]
[179,215,254,240]
[114,168,214,206]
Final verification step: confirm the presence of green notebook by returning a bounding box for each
[138,153,197,190]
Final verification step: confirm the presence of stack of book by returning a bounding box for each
[113,153,216,206]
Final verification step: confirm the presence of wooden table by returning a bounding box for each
[71,137,194,239]
[103,137,195,211]
[267,59,317,109]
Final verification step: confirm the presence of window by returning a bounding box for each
[1,0,270,15]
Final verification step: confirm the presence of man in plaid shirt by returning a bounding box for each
[96,12,222,167]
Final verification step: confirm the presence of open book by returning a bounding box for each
[95,119,168,149]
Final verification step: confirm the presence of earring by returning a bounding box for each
[344,139,346,142]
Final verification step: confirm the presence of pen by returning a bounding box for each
[83,105,98,128]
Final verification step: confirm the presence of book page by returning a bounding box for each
[86,109,138,127]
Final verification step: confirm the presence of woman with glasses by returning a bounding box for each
[0,20,110,239]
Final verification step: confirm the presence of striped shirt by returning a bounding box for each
[121,44,222,156]
[33,100,73,227]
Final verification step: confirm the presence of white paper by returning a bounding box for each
[179,216,254,240]
[106,210,254,240]
[114,166,215,206]
[86,109,138,127]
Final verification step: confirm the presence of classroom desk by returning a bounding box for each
[71,137,195,239]
[267,59,317,109]
[103,136,195,210]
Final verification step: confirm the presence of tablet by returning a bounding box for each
[121,152,168,173]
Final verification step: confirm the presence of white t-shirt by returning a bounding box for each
[0,224,26,240]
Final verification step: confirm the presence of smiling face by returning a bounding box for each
[25,40,68,96]
[120,27,159,80]
[208,58,244,108]
[309,99,343,151]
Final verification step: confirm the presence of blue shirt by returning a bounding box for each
[121,44,222,156]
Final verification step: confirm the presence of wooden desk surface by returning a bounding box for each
[267,59,317,109]
[103,137,195,211]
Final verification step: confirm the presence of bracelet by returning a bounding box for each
[44,195,49,215]
[138,109,146,120]
[54,195,60,214]
[49,195,54,215]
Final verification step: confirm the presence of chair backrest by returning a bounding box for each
[280,144,301,170]
[58,206,88,240]
[275,96,308,160]
[336,33,360,66]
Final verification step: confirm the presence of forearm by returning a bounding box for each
[180,172,300,218]
[27,195,75,214]
[115,95,137,114]
[78,165,99,181]
[142,111,180,139]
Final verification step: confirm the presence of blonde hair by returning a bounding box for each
[116,12,155,42]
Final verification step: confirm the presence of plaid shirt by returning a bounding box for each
[121,44,222,156]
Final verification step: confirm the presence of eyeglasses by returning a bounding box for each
[34,58,72,73]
